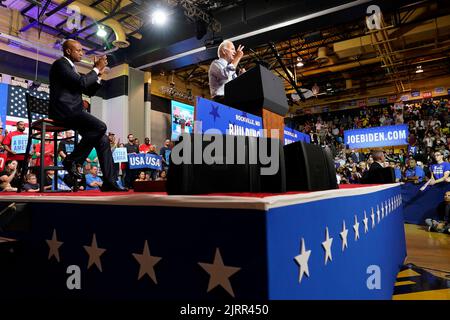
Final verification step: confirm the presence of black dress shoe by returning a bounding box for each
[63,160,82,180]
[100,182,128,192]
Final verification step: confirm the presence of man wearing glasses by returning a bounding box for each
[429,151,450,185]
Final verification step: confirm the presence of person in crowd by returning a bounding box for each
[350,149,364,164]
[398,149,406,165]
[44,170,57,191]
[423,132,435,148]
[84,148,98,171]
[430,151,450,185]
[135,171,146,182]
[57,130,75,165]
[349,165,362,184]
[363,150,387,184]
[0,160,19,192]
[390,161,402,183]
[108,132,121,185]
[139,137,152,153]
[85,166,103,191]
[125,133,139,188]
[22,173,40,192]
[108,132,118,151]
[2,121,26,170]
[425,191,450,234]
[404,158,426,184]
[156,170,167,181]
[160,139,172,171]
[32,134,55,172]
[148,145,160,181]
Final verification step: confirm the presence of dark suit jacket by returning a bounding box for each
[364,162,394,184]
[351,152,363,164]
[49,57,101,120]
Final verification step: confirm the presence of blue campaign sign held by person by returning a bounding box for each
[344,125,409,149]
[112,147,128,163]
[128,153,162,170]
[196,97,262,137]
[11,134,28,154]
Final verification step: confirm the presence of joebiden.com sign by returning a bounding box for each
[344,125,409,149]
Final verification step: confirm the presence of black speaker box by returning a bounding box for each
[284,141,338,191]
[167,134,286,195]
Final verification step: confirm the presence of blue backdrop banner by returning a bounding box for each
[284,127,311,145]
[196,97,262,137]
[128,153,162,170]
[344,125,409,149]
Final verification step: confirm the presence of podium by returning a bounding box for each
[225,64,288,140]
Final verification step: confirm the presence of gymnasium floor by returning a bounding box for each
[393,224,450,300]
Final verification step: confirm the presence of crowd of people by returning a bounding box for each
[0,122,172,192]
[293,97,450,233]
[293,98,450,186]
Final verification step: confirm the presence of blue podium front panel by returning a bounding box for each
[266,185,406,299]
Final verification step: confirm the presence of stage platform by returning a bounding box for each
[0,184,406,300]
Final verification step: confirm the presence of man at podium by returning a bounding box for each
[208,40,245,103]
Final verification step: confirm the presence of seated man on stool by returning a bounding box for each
[49,39,126,191]
[208,40,245,103]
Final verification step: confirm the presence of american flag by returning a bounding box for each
[5,85,48,133]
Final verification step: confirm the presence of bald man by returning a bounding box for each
[208,40,245,102]
[49,39,126,191]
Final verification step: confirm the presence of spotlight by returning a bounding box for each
[415,65,423,73]
[96,26,107,38]
[152,9,168,26]
[296,57,304,67]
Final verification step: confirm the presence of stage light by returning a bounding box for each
[96,26,107,38]
[416,65,423,73]
[152,10,168,26]
[296,57,304,67]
